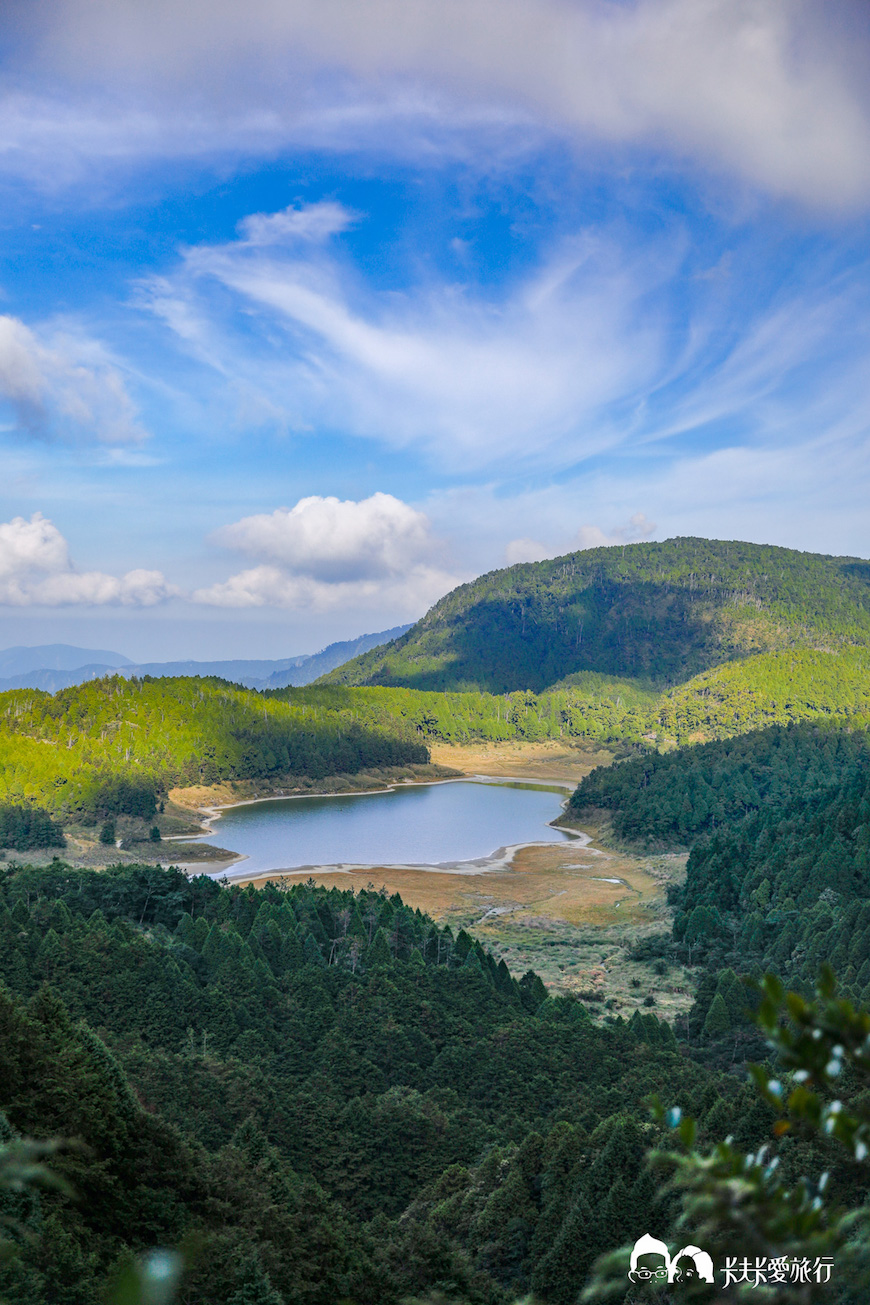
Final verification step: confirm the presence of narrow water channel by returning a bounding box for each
[199,778,573,875]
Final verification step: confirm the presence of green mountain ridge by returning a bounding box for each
[319,537,870,693]
[5,640,870,842]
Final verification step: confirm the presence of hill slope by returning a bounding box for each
[0,861,741,1304]
[320,538,870,693]
[0,675,427,821]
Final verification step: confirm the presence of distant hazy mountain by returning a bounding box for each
[0,626,412,694]
[0,664,135,693]
[0,644,132,678]
[259,627,412,688]
[128,656,309,686]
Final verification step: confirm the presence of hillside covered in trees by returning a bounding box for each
[0,860,773,1305]
[291,646,870,749]
[570,720,870,1055]
[0,676,428,824]
[320,537,870,694]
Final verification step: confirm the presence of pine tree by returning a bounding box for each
[463,948,485,977]
[37,928,63,979]
[302,933,327,968]
[173,913,199,949]
[702,992,732,1039]
[227,1257,285,1305]
[366,927,391,968]
[531,1193,601,1305]
[519,970,548,1011]
[453,929,473,962]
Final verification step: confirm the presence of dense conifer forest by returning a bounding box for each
[5,536,870,849]
[0,861,770,1304]
[4,642,869,847]
[6,537,870,1301]
[570,720,870,1060]
[0,676,429,824]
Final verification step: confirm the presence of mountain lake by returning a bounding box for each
[194,778,576,877]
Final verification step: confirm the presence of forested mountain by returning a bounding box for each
[320,538,870,693]
[0,676,427,823]
[0,861,773,1305]
[569,721,870,1043]
[290,646,870,750]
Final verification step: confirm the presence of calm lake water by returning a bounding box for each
[203,779,573,875]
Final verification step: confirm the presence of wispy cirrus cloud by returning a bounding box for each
[142,200,668,470]
[140,198,870,487]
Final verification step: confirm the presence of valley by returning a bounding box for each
[4,535,870,1304]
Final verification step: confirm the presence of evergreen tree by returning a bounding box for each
[302,933,327,968]
[702,991,732,1039]
[366,927,391,968]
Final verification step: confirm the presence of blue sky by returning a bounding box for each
[0,0,869,660]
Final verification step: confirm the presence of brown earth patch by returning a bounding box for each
[168,762,461,814]
[428,738,612,783]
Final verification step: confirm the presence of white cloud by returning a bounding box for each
[192,562,456,614]
[195,492,463,612]
[0,512,175,606]
[504,512,656,565]
[6,0,870,208]
[571,512,657,550]
[148,210,664,469]
[238,202,355,248]
[505,537,551,565]
[213,493,434,582]
[0,315,147,444]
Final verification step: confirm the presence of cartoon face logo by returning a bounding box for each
[628,1236,715,1285]
[671,1246,715,1283]
[629,1235,672,1284]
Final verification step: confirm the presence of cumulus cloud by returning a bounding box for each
[0,315,147,443]
[5,0,870,208]
[0,513,174,606]
[194,492,463,612]
[213,493,433,581]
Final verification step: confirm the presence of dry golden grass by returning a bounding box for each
[238,837,667,929]
[168,762,459,813]
[238,835,693,1018]
[428,738,612,782]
